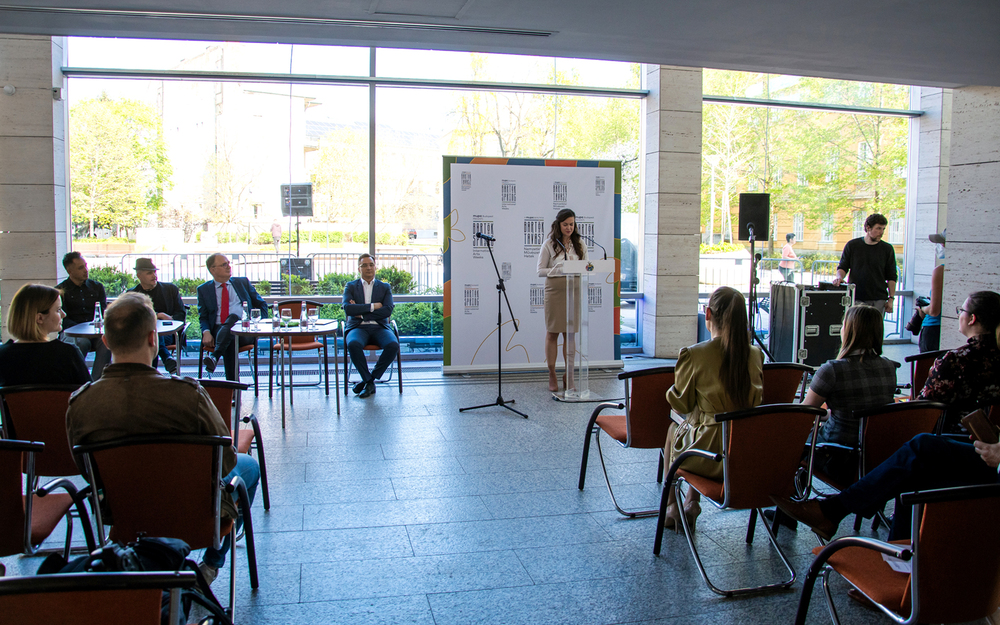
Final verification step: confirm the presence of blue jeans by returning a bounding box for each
[203,453,260,568]
[837,434,998,540]
[346,326,399,383]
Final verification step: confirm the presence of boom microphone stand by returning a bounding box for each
[746,223,775,362]
[460,233,529,419]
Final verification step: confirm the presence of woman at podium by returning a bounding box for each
[662,286,763,531]
[536,208,588,393]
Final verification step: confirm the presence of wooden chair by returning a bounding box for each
[578,366,674,517]
[342,319,403,395]
[804,401,946,532]
[903,349,947,399]
[0,440,95,559]
[271,299,331,395]
[654,403,827,596]
[0,384,94,555]
[0,571,198,625]
[794,483,1000,625]
[198,378,270,510]
[761,362,812,404]
[74,435,258,619]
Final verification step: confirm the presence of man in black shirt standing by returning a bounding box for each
[57,251,110,380]
[832,213,897,315]
[128,258,186,374]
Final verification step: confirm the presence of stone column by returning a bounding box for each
[0,34,69,339]
[641,65,702,358]
[911,88,950,326]
[942,86,1000,349]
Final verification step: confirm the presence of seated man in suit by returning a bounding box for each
[343,253,398,398]
[129,257,186,374]
[197,253,268,380]
[66,292,259,584]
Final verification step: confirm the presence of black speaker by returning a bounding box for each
[279,257,313,280]
[280,183,313,217]
[738,193,770,241]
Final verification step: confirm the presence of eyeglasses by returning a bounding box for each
[212,262,231,269]
[957,306,974,317]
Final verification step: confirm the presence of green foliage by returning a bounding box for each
[72,236,135,244]
[795,252,842,273]
[186,306,202,339]
[255,280,271,295]
[316,272,355,296]
[700,242,746,254]
[172,277,202,296]
[88,266,137,297]
[375,266,414,295]
[70,95,171,238]
[319,303,346,322]
[278,273,313,295]
[353,231,369,244]
[376,232,409,246]
[393,302,443,336]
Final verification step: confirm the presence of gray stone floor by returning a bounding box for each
[5,347,937,624]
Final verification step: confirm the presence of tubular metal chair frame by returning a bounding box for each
[0,384,96,555]
[578,366,675,518]
[795,483,1000,625]
[198,377,270,510]
[654,403,827,597]
[341,319,403,395]
[198,337,260,395]
[0,571,199,625]
[75,434,258,619]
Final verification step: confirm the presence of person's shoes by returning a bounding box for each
[197,561,218,585]
[352,381,367,395]
[763,508,799,531]
[770,496,838,541]
[203,355,217,373]
[163,357,178,375]
[682,500,702,533]
[662,503,682,533]
[359,381,376,398]
[847,588,878,610]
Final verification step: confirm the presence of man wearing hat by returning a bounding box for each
[129,258,187,374]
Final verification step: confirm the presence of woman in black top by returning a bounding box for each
[0,284,91,386]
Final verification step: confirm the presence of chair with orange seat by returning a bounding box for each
[794,483,1000,625]
[654,403,827,596]
[903,349,947,400]
[341,319,403,395]
[761,361,812,404]
[0,384,95,555]
[198,336,260,394]
[0,571,198,625]
[272,299,331,395]
[198,378,270,510]
[74,434,258,619]
[0,439,95,560]
[578,366,674,517]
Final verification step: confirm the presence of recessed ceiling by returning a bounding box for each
[0,1,997,87]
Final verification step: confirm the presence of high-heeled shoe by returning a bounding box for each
[663,503,682,533]
[682,500,702,533]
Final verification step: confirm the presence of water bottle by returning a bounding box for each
[242,301,250,329]
[271,303,280,329]
[300,300,307,328]
[93,302,103,330]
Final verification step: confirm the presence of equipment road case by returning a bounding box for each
[768,282,855,367]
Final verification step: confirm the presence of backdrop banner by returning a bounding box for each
[443,156,622,373]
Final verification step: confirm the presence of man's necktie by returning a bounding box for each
[220,283,229,324]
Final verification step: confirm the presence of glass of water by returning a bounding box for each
[308,307,319,327]
[280,308,292,326]
[250,308,261,330]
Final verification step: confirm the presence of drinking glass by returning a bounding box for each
[280,308,292,327]
[308,307,319,327]
[250,308,261,330]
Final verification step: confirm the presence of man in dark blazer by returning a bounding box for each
[343,253,398,398]
[129,257,186,374]
[197,253,268,380]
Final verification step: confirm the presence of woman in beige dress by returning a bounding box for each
[663,286,763,531]
[536,208,588,392]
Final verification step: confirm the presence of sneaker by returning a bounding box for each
[203,355,217,373]
[197,560,218,585]
[163,357,178,375]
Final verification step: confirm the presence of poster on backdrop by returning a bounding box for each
[442,157,622,374]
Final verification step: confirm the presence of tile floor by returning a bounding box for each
[9,345,973,625]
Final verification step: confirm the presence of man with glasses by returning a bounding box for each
[128,258,186,374]
[197,254,268,380]
[343,254,398,398]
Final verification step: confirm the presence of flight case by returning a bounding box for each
[768,283,855,367]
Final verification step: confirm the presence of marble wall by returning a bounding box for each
[0,34,69,339]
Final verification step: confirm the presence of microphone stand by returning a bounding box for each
[460,235,529,419]
[582,234,608,260]
[747,224,775,362]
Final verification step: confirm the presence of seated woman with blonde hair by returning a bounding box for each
[0,284,91,386]
[663,286,763,531]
